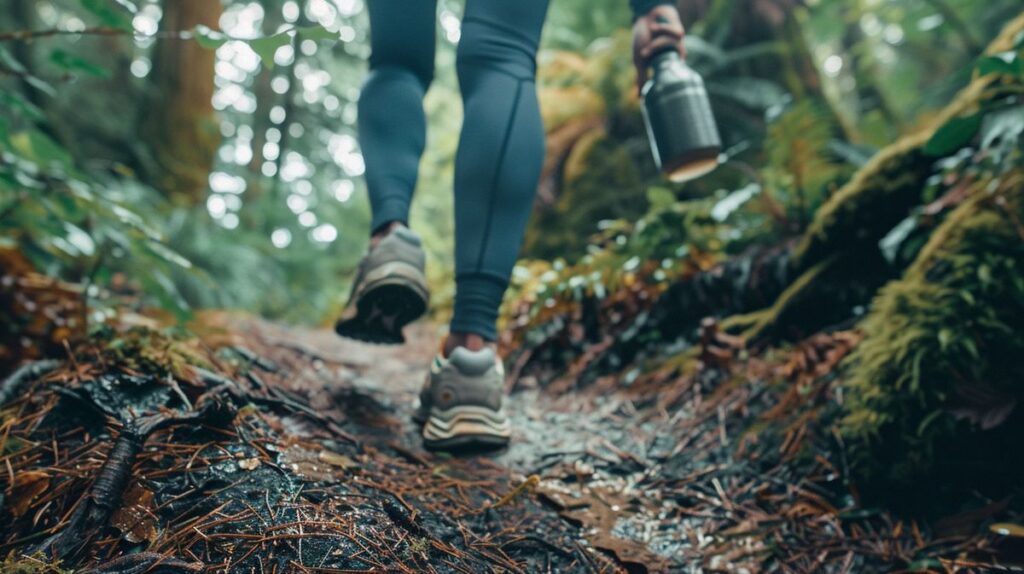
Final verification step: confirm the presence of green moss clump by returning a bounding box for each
[841,184,1024,495]
[791,132,934,271]
[89,326,209,379]
[0,553,71,574]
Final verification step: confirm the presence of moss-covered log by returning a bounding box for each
[840,178,1024,505]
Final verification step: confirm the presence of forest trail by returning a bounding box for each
[179,315,942,573]
[233,316,688,571]
[4,309,1001,573]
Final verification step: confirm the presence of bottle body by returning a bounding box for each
[641,51,721,183]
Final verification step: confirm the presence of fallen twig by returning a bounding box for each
[0,359,61,406]
[78,552,203,574]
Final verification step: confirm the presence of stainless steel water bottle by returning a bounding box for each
[641,49,722,183]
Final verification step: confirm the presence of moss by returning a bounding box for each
[791,133,933,271]
[841,182,1024,495]
[89,326,209,379]
[0,553,71,574]
[723,257,834,341]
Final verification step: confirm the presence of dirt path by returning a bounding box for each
[233,317,997,573]
[242,317,684,571]
[2,316,993,573]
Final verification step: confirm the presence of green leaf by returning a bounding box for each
[707,77,787,111]
[109,204,162,241]
[297,25,339,43]
[24,75,57,97]
[978,264,993,285]
[683,35,725,67]
[63,222,96,256]
[924,114,981,156]
[976,51,1023,78]
[714,41,785,72]
[144,239,193,269]
[8,130,73,171]
[246,31,293,68]
[916,410,944,437]
[0,45,27,74]
[50,49,110,78]
[0,90,46,122]
[141,267,191,317]
[937,328,953,351]
[78,0,133,30]
[962,337,979,359]
[646,186,676,210]
[2,48,58,96]
[879,215,918,264]
[193,25,228,50]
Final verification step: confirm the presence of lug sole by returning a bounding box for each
[422,405,511,451]
[335,262,429,345]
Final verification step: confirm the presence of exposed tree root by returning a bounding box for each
[32,383,240,561]
[0,359,60,406]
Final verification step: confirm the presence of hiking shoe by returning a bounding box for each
[335,227,429,345]
[415,347,511,451]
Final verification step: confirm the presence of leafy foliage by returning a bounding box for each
[0,36,197,320]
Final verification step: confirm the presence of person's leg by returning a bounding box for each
[448,0,551,350]
[336,1,436,345]
[359,0,437,236]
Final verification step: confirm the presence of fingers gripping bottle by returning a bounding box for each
[641,49,722,183]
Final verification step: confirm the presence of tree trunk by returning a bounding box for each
[145,0,222,205]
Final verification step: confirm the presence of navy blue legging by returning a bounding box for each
[358,0,550,341]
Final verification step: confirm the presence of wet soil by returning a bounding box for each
[0,317,1013,573]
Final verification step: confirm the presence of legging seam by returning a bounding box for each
[474,79,524,274]
[364,64,432,90]
[455,270,509,285]
[378,173,416,190]
[461,16,540,52]
[456,58,536,81]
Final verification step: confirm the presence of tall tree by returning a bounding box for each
[145,0,223,204]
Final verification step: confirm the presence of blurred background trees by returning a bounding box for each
[1,0,1017,324]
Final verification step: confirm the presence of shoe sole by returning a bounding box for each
[422,405,511,451]
[335,262,429,345]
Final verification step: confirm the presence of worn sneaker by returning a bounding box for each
[415,347,511,451]
[335,227,430,345]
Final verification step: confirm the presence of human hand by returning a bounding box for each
[632,4,686,95]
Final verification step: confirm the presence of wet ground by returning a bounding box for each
[1,316,1010,573]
